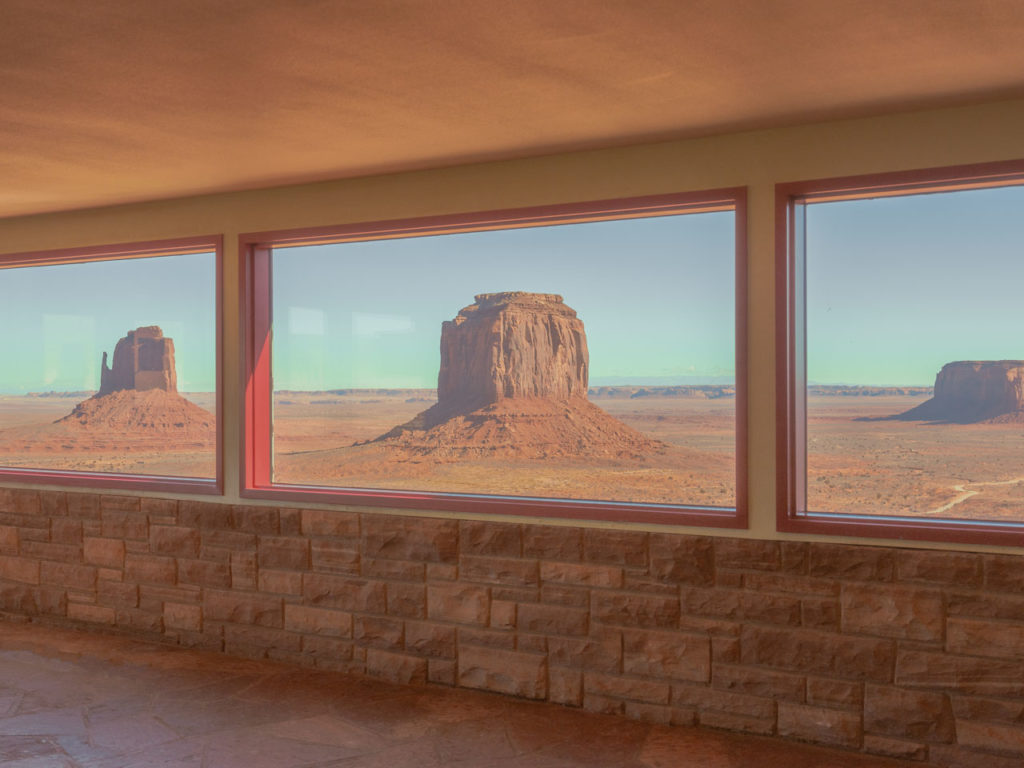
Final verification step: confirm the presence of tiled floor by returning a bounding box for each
[0,620,926,768]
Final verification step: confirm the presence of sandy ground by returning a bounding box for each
[0,393,216,478]
[271,392,737,507]
[807,395,1024,520]
[1,391,1020,520]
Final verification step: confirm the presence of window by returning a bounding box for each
[776,161,1024,544]
[242,191,746,526]
[0,237,222,493]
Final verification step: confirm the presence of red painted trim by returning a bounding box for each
[776,159,1024,547]
[240,191,748,527]
[0,235,224,495]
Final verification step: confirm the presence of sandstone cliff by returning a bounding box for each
[99,326,177,395]
[895,361,1024,423]
[369,292,663,458]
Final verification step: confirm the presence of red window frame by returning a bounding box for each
[776,160,1024,546]
[0,236,224,495]
[240,190,748,527]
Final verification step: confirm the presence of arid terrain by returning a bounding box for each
[271,388,737,507]
[0,392,216,478]
[2,389,1020,519]
[807,393,1024,520]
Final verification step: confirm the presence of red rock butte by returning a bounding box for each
[54,326,213,438]
[370,292,663,458]
[99,325,177,395]
[896,360,1024,423]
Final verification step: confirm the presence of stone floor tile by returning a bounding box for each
[0,620,932,768]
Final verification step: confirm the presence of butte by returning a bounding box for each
[55,326,215,436]
[365,292,665,459]
[890,360,1024,424]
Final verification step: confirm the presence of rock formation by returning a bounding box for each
[55,326,213,437]
[437,292,589,411]
[894,361,1024,423]
[368,292,664,458]
[99,326,177,395]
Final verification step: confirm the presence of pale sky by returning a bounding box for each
[806,184,1024,386]
[271,211,737,390]
[0,252,215,393]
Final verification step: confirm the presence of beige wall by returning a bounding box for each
[3,98,1024,553]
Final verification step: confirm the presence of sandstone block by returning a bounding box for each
[585,672,669,705]
[83,537,125,568]
[258,535,310,570]
[124,554,176,585]
[164,602,202,632]
[459,520,521,557]
[302,574,386,613]
[808,544,895,581]
[460,555,539,587]
[649,534,714,586]
[458,644,546,699]
[404,621,455,658]
[840,583,944,642]
[311,541,359,574]
[300,508,359,538]
[540,561,623,588]
[591,591,680,629]
[0,528,19,552]
[67,603,116,625]
[711,664,804,702]
[517,602,588,636]
[40,562,96,592]
[583,529,648,568]
[623,628,710,683]
[777,701,862,749]
[354,615,404,650]
[549,666,583,706]
[177,559,231,589]
[204,590,282,628]
[361,516,458,563]
[741,625,895,682]
[896,649,1024,697]
[427,582,489,625]
[0,557,41,585]
[284,604,352,637]
[149,525,200,558]
[257,569,303,595]
[897,549,983,587]
[863,684,954,742]
[523,524,582,561]
[366,648,427,685]
[681,586,801,625]
[947,617,1024,659]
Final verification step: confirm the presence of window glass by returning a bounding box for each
[804,185,1024,522]
[0,251,217,479]
[269,211,737,509]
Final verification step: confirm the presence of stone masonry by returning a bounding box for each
[0,487,1023,766]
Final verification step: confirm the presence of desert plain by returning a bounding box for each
[1,389,1021,521]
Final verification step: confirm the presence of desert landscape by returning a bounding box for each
[0,326,216,478]
[0,305,1019,521]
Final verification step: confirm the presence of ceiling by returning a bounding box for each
[4,0,1024,219]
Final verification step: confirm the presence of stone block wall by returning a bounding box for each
[0,487,1022,765]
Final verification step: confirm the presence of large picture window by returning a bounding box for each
[242,192,746,525]
[777,162,1024,544]
[0,237,222,492]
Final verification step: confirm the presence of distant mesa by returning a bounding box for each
[56,326,213,435]
[891,361,1024,424]
[367,292,665,458]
